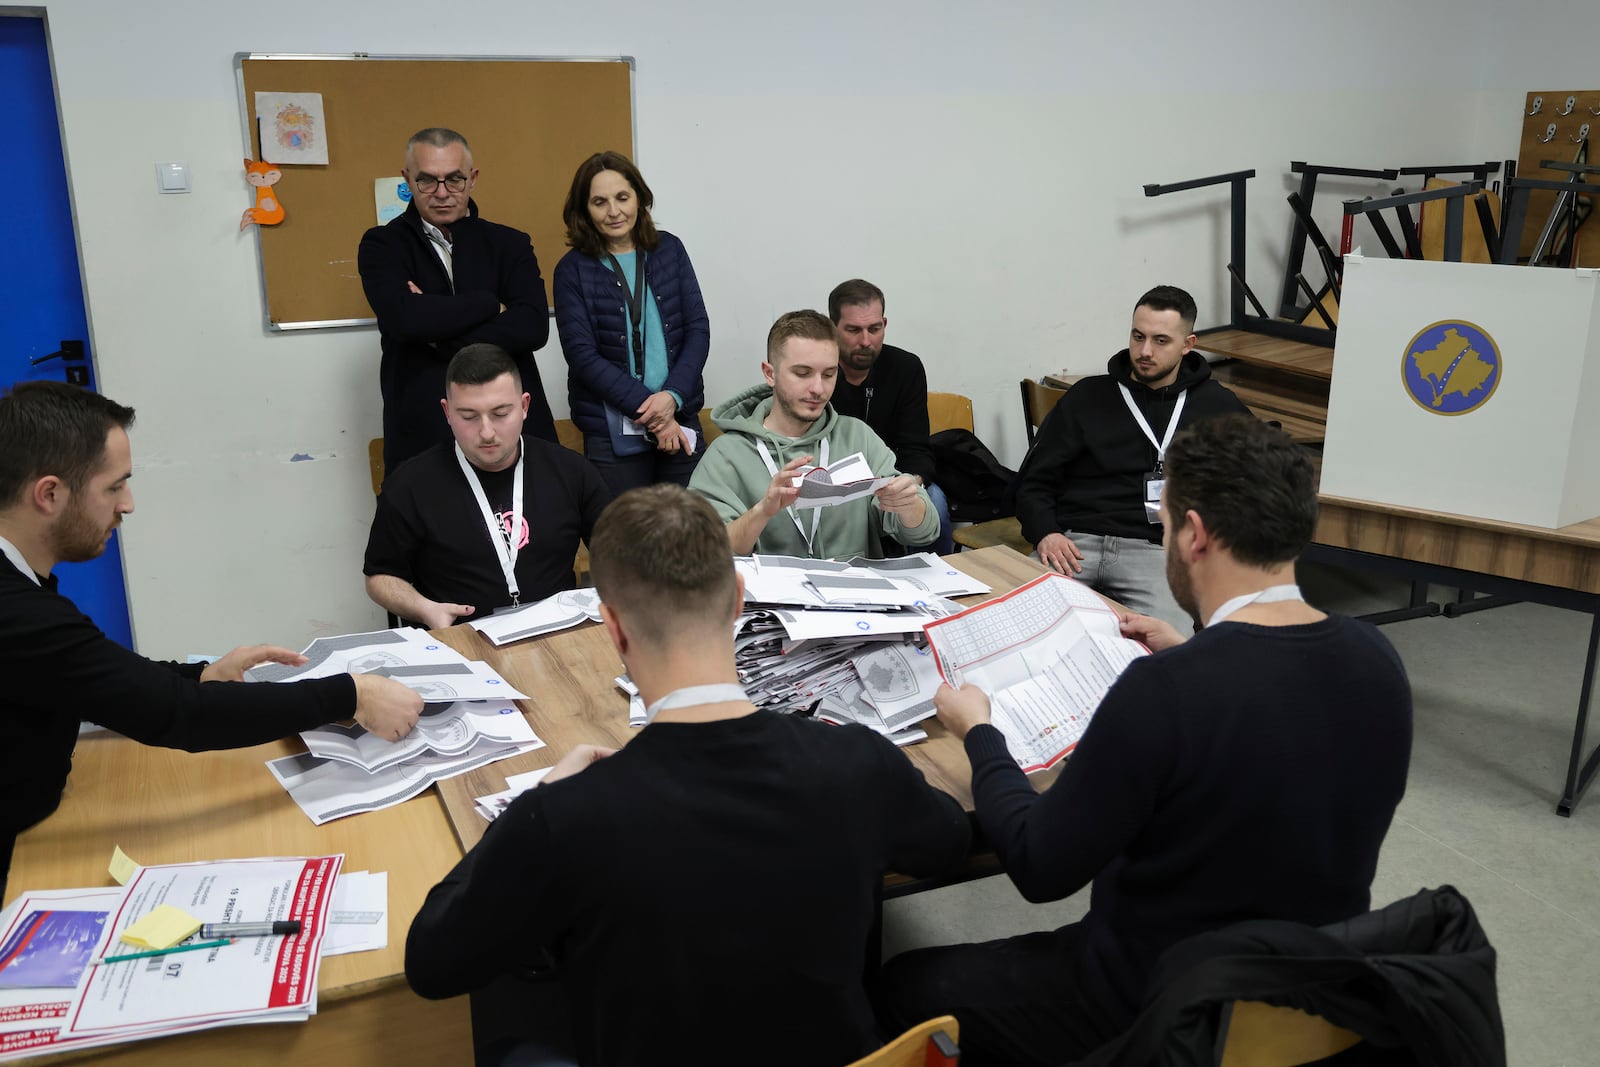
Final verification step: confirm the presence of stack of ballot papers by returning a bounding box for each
[925,572,1149,772]
[791,452,894,508]
[469,588,603,647]
[0,855,341,1060]
[247,628,544,824]
[472,767,555,821]
[716,554,991,744]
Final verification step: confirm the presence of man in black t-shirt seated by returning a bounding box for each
[364,344,612,629]
[827,278,953,554]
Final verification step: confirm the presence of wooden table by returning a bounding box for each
[436,545,1054,855]
[5,738,471,1064]
[1306,494,1600,815]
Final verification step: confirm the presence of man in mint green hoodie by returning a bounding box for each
[689,310,939,559]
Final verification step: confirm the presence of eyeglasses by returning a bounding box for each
[410,173,469,194]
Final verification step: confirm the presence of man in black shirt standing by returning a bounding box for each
[876,415,1414,1065]
[406,484,971,1066]
[828,278,953,554]
[364,344,611,629]
[0,382,421,899]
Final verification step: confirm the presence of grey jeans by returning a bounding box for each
[1041,532,1192,633]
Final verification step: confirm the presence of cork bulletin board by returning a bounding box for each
[235,54,635,330]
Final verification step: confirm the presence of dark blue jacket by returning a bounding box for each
[359,200,554,470]
[553,231,711,437]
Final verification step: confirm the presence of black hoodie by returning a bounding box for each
[1015,350,1249,543]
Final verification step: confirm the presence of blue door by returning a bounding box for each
[2,15,133,648]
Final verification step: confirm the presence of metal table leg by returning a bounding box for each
[1558,611,1600,816]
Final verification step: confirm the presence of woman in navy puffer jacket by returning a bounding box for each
[554,151,711,492]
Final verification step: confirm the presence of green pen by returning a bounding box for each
[93,937,233,966]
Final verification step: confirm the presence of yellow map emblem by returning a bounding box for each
[1400,320,1501,416]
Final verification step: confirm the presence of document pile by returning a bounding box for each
[249,628,544,824]
[0,855,340,1060]
[726,554,991,744]
[925,572,1149,772]
[469,588,603,647]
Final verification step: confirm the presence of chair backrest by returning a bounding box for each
[927,392,975,435]
[698,407,723,445]
[1218,1000,1362,1066]
[368,437,385,496]
[554,418,585,455]
[1020,378,1068,447]
[843,1015,960,1067]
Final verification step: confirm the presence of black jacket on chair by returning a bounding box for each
[1071,885,1504,1067]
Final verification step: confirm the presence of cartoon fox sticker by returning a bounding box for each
[240,158,285,230]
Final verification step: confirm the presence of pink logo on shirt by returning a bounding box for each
[498,511,529,550]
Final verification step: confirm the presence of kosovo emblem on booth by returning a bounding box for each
[1401,320,1501,416]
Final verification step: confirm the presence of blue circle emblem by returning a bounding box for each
[1401,320,1501,416]
[856,620,871,631]
[397,182,412,202]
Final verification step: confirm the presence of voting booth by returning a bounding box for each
[1321,255,1600,529]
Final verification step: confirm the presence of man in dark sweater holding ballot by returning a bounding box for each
[875,415,1414,1066]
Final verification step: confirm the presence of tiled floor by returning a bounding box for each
[882,563,1600,1065]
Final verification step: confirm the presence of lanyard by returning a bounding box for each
[1118,384,1186,472]
[604,251,647,376]
[644,683,751,724]
[756,438,828,556]
[1206,584,1303,628]
[454,440,524,605]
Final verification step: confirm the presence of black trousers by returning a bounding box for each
[871,922,1123,1067]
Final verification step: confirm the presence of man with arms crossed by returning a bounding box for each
[1015,285,1249,629]
[876,415,1413,1065]
[359,127,555,470]
[364,344,611,629]
[0,382,420,898]
[828,278,953,554]
[690,309,939,558]
[406,484,970,1065]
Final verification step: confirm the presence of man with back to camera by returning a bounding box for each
[875,415,1414,1065]
[689,309,939,558]
[405,484,971,1065]
[358,127,555,471]
[363,344,612,629]
[0,381,422,899]
[827,278,954,554]
[1015,285,1250,630]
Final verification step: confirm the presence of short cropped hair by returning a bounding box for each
[0,381,136,505]
[827,279,886,323]
[1135,285,1198,332]
[562,151,660,257]
[589,485,739,647]
[766,310,836,363]
[446,344,522,392]
[1163,414,1317,567]
[406,127,472,164]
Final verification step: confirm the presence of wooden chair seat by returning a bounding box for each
[843,1015,960,1067]
[1219,1000,1362,1066]
[951,515,1031,556]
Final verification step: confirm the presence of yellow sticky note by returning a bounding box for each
[108,846,140,886]
[119,905,202,950]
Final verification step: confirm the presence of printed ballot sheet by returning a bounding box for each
[471,588,602,647]
[791,452,893,509]
[65,855,341,1036]
[925,573,1147,772]
[268,740,540,825]
[245,627,528,700]
[301,699,542,772]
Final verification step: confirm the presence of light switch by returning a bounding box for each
[156,162,190,194]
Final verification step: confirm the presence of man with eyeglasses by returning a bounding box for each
[359,127,556,471]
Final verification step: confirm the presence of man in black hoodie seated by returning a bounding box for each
[1015,285,1249,628]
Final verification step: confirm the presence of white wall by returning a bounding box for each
[28,0,1560,656]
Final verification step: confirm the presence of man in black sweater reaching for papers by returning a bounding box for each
[406,484,971,1067]
[874,414,1414,1066]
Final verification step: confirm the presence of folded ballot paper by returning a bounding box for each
[924,572,1149,773]
[246,627,528,701]
[790,452,893,509]
[0,855,340,1060]
[470,588,603,647]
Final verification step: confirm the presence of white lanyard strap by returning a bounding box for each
[644,683,750,724]
[1206,584,1303,628]
[1118,384,1187,470]
[454,440,524,605]
[755,438,828,556]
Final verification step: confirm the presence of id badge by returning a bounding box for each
[1142,472,1164,524]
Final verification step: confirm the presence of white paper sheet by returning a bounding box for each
[301,700,541,772]
[267,742,539,825]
